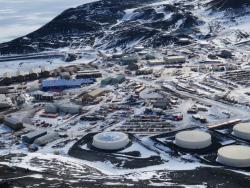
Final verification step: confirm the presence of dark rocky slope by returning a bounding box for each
[0,0,203,55]
[207,0,250,10]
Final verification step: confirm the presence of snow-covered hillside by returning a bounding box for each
[0,0,249,55]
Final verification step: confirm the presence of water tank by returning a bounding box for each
[92,132,129,150]
[175,130,211,149]
[217,145,250,167]
[233,123,250,140]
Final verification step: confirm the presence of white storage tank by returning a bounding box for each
[92,132,130,150]
[233,123,250,140]
[217,145,250,167]
[175,130,212,149]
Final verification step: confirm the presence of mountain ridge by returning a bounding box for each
[0,0,249,55]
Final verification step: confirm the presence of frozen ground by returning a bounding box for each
[1,153,250,187]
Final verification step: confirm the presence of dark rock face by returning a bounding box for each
[207,0,250,10]
[0,0,203,55]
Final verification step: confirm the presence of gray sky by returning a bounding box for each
[0,0,98,43]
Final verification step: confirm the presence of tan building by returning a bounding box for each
[82,88,106,103]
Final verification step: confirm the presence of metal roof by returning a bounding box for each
[4,116,22,125]
[34,132,59,145]
[42,79,95,88]
[23,130,47,140]
[87,88,105,98]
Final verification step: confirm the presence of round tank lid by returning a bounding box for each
[94,132,128,142]
[218,145,250,160]
[175,130,211,143]
[233,123,250,134]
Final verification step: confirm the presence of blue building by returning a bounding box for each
[42,79,95,91]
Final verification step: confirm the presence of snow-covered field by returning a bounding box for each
[0,0,98,43]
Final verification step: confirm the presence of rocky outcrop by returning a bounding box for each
[0,0,202,55]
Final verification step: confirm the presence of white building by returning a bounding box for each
[55,100,81,114]
[0,94,12,109]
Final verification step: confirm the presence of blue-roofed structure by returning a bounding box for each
[42,79,95,91]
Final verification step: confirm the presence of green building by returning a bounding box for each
[101,75,125,85]
[113,75,125,84]
[101,77,113,85]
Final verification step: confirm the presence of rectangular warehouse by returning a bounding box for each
[76,70,102,79]
[22,130,47,144]
[82,88,106,103]
[55,100,82,114]
[120,56,138,65]
[4,116,23,131]
[42,79,95,91]
[101,77,113,85]
[164,56,186,64]
[148,56,186,65]
[113,75,125,84]
[101,75,125,85]
[34,132,59,146]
